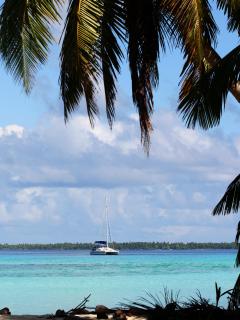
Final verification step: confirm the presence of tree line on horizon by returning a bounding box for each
[0,242,237,250]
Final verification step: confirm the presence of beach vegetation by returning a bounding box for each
[50,286,240,320]
[121,283,240,319]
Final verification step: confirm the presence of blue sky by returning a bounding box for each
[0,2,239,243]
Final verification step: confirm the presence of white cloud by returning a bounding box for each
[0,110,239,242]
[15,188,43,203]
[0,125,24,138]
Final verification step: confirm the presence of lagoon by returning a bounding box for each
[0,249,238,314]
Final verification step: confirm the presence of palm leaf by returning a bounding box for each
[236,221,240,243]
[99,0,125,127]
[0,0,62,93]
[213,175,240,268]
[164,0,217,67]
[213,174,240,215]
[235,245,240,267]
[235,222,240,267]
[178,45,240,129]
[217,0,240,35]
[164,0,217,90]
[180,45,240,103]
[228,274,240,308]
[60,0,102,125]
[164,0,221,132]
[124,0,172,152]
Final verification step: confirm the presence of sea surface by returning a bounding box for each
[0,249,238,314]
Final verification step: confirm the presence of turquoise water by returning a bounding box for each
[0,249,238,314]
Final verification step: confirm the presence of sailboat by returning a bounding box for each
[90,198,119,255]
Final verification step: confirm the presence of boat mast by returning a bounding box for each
[105,196,109,247]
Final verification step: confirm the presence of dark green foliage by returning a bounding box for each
[229,274,240,310]
[0,0,62,92]
[165,0,219,125]
[213,174,240,216]
[99,0,125,127]
[124,0,173,150]
[217,0,240,35]
[212,175,240,267]
[178,46,240,129]
[60,0,101,126]
[0,242,236,250]
[123,289,180,312]
[1,0,240,151]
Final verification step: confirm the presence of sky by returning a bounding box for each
[0,2,240,243]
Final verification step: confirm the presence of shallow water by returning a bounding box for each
[0,249,238,314]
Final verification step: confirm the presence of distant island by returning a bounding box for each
[0,242,237,250]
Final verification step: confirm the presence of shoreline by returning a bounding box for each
[0,242,237,251]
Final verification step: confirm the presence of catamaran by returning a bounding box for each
[90,198,119,255]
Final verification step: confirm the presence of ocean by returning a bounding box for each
[0,249,238,314]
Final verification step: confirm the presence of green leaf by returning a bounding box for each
[178,45,240,129]
[60,0,103,125]
[164,0,217,67]
[213,174,240,216]
[229,274,240,308]
[217,0,240,35]
[99,0,125,127]
[0,0,62,93]
[124,0,172,152]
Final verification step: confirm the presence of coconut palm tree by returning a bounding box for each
[1,0,239,152]
[173,1,240,269]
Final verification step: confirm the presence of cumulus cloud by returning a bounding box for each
[0,109,239,243]
[0,125,24,138]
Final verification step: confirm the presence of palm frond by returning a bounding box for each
[213,174,240,215]
[228,274,240,309]
[184,290,211,310]
[0,0,62,93]
[217,0,240,35]
[235,221,240,267]
[178,45,240,129]
[164,0,217,67]
[99,0,125,127]
[180,45,240,103]
[60,0,103,125]
[236,221,240,243]
[124,0,172,152]
[164,0,220,131]
[235,244,240,267]
[122,289,180,311]
[212,174,240,268]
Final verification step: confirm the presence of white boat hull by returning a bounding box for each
[90,246,119,255]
